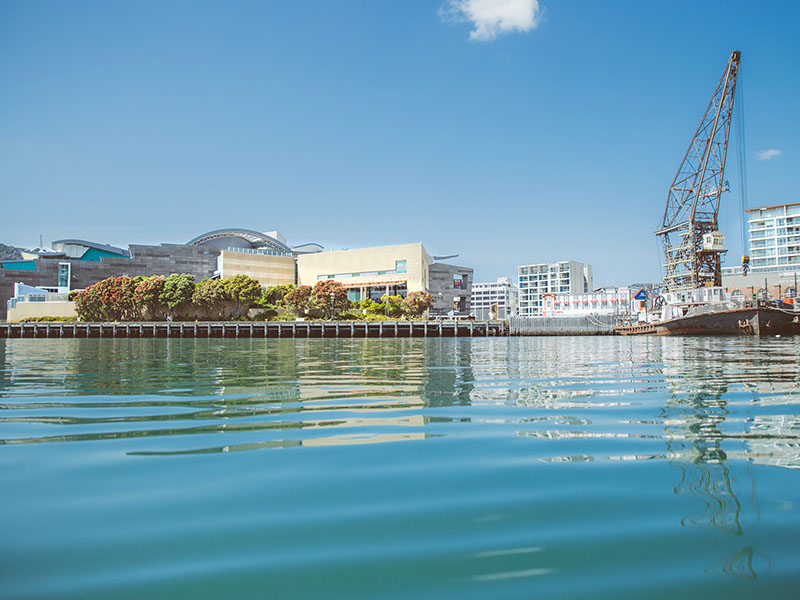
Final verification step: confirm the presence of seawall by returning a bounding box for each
[0,320,508,339]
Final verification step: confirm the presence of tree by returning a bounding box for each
[357,297,387,317]
[96,276,135,321]
[74,276,137,321]
[193,278,229,319]
[380,294,405,318]
[160,274,196,319]
[402,291,434,318]
[311,280,350,318]
[259,284,296,307]
[133,276,166,320]
[223,274,262,319]
[74,283,104,321]
[285,285,313,317]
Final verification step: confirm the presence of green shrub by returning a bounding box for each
[335,312,361,321]
[20,316,79,322]
[251,308,278,321]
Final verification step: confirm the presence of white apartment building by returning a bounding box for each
[746,202,800,272]
[722,202,800,294]
[518,260,592,317]
[470,277,519,319]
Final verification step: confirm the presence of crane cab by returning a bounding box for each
[702,231,725,252]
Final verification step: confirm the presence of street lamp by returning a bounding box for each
[330,291,335,321]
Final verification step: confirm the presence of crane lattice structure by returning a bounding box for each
[657,51,741,293]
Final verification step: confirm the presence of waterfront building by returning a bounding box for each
[428,262,473,317]
[0,229,313,320]
[470,277,518,319]
[297,242,430,303]
[1,230,474,320]
[6,283,77,322]
[296,242,472,312]
[721,202,800,301]
[518,261,592,317]
[542,286,634,317]
[186,229,297,287]
[745,202,800,272]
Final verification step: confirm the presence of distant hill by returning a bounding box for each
[0,243,22,260]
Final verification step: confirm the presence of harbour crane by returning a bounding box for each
[656,51,741,292]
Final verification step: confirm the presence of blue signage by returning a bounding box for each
[633,288,648,301]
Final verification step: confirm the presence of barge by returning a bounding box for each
[617,304,799,336]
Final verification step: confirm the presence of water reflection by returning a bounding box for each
[706,546,772,579]
[3,336,800,596]
[1,337,799,465]
[2,336,800,584]
[0,338,472,454]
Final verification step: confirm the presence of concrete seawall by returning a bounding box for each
[0,320,508,339]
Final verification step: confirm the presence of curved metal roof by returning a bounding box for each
[186,228,291,253]
[291,242,324,254]
[51,239,129,256]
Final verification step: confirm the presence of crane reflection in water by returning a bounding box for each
[488,335,800,580]
[653,337,800,578]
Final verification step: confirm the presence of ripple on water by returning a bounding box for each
[1,336,800,599]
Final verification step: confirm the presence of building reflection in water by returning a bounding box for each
[475,336,799,580]
[0,338,469,454]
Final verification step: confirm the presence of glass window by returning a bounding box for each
[58,263,70,289]
[395,260,407,273]
[390,283,408,298]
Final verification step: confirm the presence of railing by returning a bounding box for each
[509,315,618,336]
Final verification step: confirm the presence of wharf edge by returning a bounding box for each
[0,320,509,339]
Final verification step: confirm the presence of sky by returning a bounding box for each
[1,0,799,285]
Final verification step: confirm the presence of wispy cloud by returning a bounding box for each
[441,0,542,42]
[756,149,782,161]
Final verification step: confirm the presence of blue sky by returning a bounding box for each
[1,0,798,285]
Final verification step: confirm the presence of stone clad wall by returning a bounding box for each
[219,251,295,287]
[429,263,473,316]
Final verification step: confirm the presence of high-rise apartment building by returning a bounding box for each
[470,277,519,319]
[746,202,800,273]
[518,261,592,317]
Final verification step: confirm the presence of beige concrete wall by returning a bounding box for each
[297,243,430,292]
[219,251,295,287]
[7,302,77,322]
[723,270,799,301]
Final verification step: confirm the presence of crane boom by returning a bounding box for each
[657,51,740,292]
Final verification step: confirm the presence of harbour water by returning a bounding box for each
[2,336,799,599]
